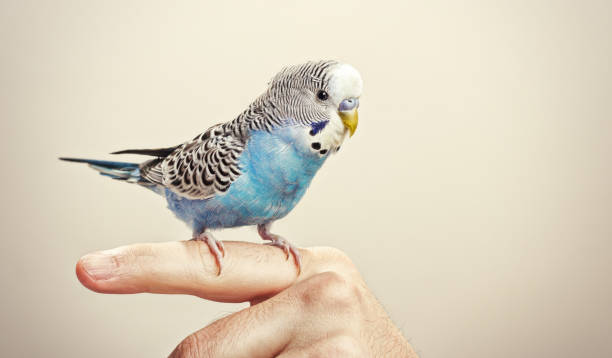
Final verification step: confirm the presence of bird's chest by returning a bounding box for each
[180,127,328,228]
[165,127,334,229]
[236,128,326,207]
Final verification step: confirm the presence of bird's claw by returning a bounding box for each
[191,232,224,275]
[264,236,302,275]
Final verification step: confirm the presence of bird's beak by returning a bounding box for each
[339,108,358,137]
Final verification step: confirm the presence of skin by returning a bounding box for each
[76,241,418,357]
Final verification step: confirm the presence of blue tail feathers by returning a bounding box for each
[59,157,143,183]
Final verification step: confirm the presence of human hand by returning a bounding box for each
[76,241,417,357]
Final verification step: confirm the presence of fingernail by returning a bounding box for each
[80,251,119,281]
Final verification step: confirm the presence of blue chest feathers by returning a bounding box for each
[164,127,327,231]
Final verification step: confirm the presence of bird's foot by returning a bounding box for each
[191,232,225,275]
[257,224,302,275]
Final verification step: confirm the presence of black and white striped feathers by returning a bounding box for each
[140,124,244,198]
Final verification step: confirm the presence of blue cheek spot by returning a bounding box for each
[309,120,329,136]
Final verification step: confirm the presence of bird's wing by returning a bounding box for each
[140,124,244,200]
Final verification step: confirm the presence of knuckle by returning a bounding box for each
[310,247,359,278]
[326,247,353,265]
[300,271,363,310]
[319,247,354,267]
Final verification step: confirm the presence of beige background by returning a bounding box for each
[1,0,611,357]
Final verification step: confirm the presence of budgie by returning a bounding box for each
[61,60,362,274]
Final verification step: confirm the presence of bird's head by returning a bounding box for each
[266,60,363,138]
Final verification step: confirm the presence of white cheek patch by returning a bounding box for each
[304,115,347,157]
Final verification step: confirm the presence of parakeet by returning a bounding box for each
[61,60,362,274]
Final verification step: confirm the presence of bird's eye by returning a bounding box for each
[316,90,329,101]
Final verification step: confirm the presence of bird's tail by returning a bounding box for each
[59,157,144,183]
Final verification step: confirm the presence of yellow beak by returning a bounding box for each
[339,109,359,137]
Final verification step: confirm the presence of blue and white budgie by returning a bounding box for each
[61,60,362,274]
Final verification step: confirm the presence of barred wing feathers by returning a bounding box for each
[140,124,244,200]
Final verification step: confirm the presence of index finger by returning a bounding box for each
[75,241,354,303]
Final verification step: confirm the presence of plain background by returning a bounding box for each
[1,0,611,357]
